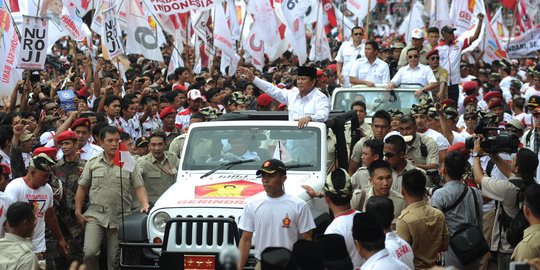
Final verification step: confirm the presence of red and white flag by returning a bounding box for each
[225,0,241,41]
[0,8,22,102]
[449,0,486,37]
[113,141,136,172]
[214,3,240,76]
[281,0,309,65]
[491,6,509,37]
[516,0,533,33]
[309,3,332,62]
[321,0,337,29]
[59,0,92,41]
[346,0,376,24]
[272,141,293,163]
[126,0,164,62]
[243,22,265,71]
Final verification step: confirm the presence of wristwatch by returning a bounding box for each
[472,152,479,157]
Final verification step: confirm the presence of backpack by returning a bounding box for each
[497,179,530,247]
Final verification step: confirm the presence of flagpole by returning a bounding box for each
[506,0,519,52]
[340,1,345,40]
[238,8,247,49]
[151,14,185,65]
[365,0,371,41]
[119,143,126,242]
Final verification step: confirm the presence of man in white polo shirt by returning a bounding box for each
[335,26,366,84]
[386,47,437,97]
[349,41,390,86]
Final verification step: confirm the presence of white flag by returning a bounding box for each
[428,0,450,29]
[0,8,22,102]
[18,16,49,70]
[102,6,124,60]
[126,0,164,62]
[491,7,509,37]
[226,0,241,40]
[59,0,92,41]
[247,0,282,57]
[346,0,376,23]
[243,23,265,71]
[214,3,240,75]
[309,3,331,62]
[281,0,309,65]
[449,0,486,37]
[398,1,425,44]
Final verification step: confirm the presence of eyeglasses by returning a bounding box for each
[383,152,397,158]
[353,33,364,36]
[430,57,440,61]
[408,55,419,59]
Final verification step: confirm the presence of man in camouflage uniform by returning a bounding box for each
[46,130,87,269]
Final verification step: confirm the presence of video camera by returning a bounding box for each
[464,117,519,154]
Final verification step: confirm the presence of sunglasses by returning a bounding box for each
[408,55,419,59]
[430,57,440,61]
[464,116,477,120]
[353,33,364,36]
[383,152,397,158]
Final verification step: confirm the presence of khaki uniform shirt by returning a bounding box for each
[78,152,145,228]
[398,44,431,67]
[511,224,540,261]
[350,167,370,190]
[406,133,440,166]
[350,135,376,164]
[345,122,373,149]
[152,127,183,150]
[396,201,450,270]
[0,233,40,270]
[431,65,449,99]
[351,187,406,226]
[481,176,521,253]
[169,133,187,159]
[137,152,179,203]
[327,130,337,174]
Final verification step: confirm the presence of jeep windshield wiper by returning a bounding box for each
[286,163,314,169]
[200,159,256,179]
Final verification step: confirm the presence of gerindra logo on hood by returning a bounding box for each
[195,180,264,199]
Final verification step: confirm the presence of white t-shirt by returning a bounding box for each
[385,231,414,270]
[451,130,466,144]
[325,210,364,269]
[238,192,315,260]
[421,129,450,151]
[4,178,53,253]
[0,192,14,238]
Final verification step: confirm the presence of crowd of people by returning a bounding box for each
[0,5,539,270]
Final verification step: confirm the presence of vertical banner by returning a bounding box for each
[102,6,124,60]
[0,8,22,100]
[17,16,49,70]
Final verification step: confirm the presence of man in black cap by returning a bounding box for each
[435,13,484,103]
[237,159,315,270]
[352,212,409,269]
[237,66,330,128]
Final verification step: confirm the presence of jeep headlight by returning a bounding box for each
[152,212,171,232]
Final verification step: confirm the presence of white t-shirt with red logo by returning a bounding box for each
[0,192,14,238]
[385,231,414,269]
[325,209,364,269]
[238,192,315,260]
[4,178,53,253]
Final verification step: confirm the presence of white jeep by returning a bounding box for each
[119,111,354,269]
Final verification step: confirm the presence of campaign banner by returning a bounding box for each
[102,7,124,60]
[0,8,22,101]
[506,25,540,58]
[58,90,76,112]
[144,0,224,15]
[17,16,49,70]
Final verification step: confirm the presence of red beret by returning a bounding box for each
[0,163,10,176]
[326,64,337,73]
[316,69,324,77]
[56,130,78,143]
[258,94,274,107]
[160,106,176,120]
[463,81,478,92]
[488,98,504,109]
[483,91,501,102]
[426,49,439,59]
[447,142,469,155]
[463,96,477,105]
[33,147,58,159]
[173,84,186,91]
[71,118,91,130]
[278,103,287,110]
[441,99,456,107]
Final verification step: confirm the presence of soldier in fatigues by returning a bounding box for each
[75,127,149,270]
[46,130,87,270]
[137,132,180,205]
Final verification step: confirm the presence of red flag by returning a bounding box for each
[113,141,136,173]
[321,0,338,28]
[498,0,516,10]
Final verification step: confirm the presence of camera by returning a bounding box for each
[464,117,519,154]
[426,169,443,197]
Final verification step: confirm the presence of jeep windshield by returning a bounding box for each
[182,125,322,171]
[333,89,419,117]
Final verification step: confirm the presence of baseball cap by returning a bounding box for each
[391,42,405,49]
[529,95,540,106]
[441,25,456,34]
[323,168,352,198]
[19,133,33,142]
[187,89,206,101]
[411,28,424,39]
[136,136,149,147]
[256,159,286,175]
[447,142,469,155]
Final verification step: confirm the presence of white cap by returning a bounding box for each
[411,28,424,39]
[40,131,56,145]
[384,131,413,143]
[187,89,206,101]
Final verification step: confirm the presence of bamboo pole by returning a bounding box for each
[506,0,519,52]
[365,0,371,41]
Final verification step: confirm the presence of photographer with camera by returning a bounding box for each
[473,137,539,270]
[522,107,540,181]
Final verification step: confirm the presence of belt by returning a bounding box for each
[35,252,46,260]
